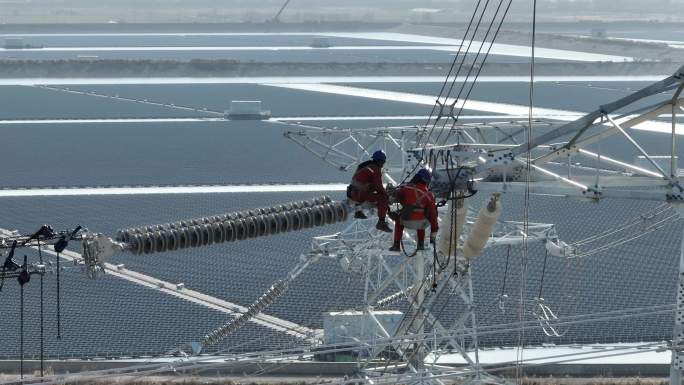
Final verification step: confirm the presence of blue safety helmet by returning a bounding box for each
[416,169,432,184]
[372,150,387,162]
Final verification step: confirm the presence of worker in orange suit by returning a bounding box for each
[347,150,392,233]
[389,169,439,252]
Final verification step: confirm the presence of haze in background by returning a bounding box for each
[0,0,683,24]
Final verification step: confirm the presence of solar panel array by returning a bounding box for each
[0,62,681,360]
[0,191,679,359]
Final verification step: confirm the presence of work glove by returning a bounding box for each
[429,233,437,245]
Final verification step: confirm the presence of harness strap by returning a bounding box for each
[402,185,432,208]
[351,166,376,192]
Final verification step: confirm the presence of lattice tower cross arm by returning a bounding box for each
[514,65,684,159]
[472,65,684,179]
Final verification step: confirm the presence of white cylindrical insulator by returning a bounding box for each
[437,199,468,258]
[462,194,502,261]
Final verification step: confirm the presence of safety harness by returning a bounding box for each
[398,184,433,230]
[347,161,377,198]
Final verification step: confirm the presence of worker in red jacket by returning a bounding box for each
[347,150,392,233]
[389,169,439,251]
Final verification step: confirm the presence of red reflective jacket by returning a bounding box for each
[396,182,438,232]
[351,161,386,195]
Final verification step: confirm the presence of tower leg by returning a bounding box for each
[670,207,684,385]
[411,250,426,369]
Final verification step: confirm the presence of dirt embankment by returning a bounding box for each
[0,59,680,78]
[393,24,684,63]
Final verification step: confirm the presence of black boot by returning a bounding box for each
[376,220,392,233]
[417,240,425,251]
[354,210,368,219]
[389,242,401,252]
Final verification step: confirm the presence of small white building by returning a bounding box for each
[225,100,271,120]
[323,310,403,346]
[317,310,403,362]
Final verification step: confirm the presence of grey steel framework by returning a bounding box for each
[2,63,684,385]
